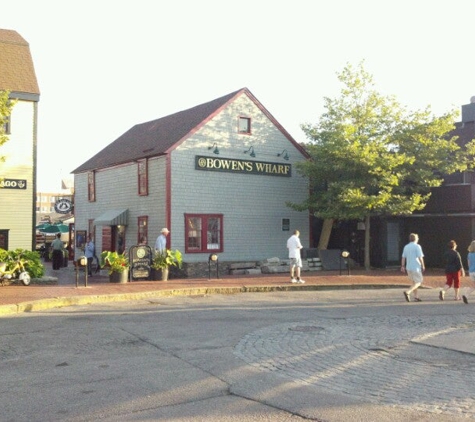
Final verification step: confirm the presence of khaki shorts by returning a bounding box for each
[290,257,302,268]
[407,270,423,285]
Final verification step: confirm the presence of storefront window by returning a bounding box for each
[185,214,223,253]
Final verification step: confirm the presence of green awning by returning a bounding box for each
[94,209,128,226]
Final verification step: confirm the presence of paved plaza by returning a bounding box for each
[2,261,475,420]
[2,287,475,421]
[235,311,475,418]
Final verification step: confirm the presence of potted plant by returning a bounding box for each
[100,251,130,283]
[151,249,182,281]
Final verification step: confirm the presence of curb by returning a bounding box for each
[0,283,409,316]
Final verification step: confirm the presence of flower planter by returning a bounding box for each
[150,268,161,281]
[109,269,129,284]
[151,249,182,281]
[150,268,169,281]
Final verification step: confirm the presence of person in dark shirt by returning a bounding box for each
[439,240,465,301]
[51,233,64,271]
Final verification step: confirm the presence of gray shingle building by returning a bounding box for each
[73,88,310,277]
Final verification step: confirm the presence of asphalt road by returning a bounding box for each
[1,288,474,421]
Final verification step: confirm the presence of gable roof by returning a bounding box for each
[73,87,307,174]
[0,29,40,98]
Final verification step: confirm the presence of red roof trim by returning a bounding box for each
[164,89,246,153]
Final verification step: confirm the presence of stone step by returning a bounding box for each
[260,265,289,274]
[229,262,258,270]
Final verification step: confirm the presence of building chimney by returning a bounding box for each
[461,96,475,123]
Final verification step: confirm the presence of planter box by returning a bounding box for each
[109,269,129,284]
[150,268,172,281]
[150,268,161,281]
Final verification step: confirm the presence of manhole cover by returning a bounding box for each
[289,325,323,332]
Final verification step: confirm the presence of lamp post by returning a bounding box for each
[340,250,350,276]
[76,256,88,287]
[208,254,219,279]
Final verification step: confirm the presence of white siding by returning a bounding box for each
[0,100,35,250]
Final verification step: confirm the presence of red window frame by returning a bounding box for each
[138,159,148,196]
[185,213,223,254]
[88,219,95,243]
[88,171,96,202]
[238,116,251,134]
[138,216,148,244]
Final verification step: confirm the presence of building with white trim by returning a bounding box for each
[0,29,40,251]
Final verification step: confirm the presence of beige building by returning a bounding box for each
[0,29,40,250]
[36,184,74,223]
[37,192,62,217]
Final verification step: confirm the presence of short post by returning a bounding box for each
[208,254,219,279]
[76,256,88,287]
[340,250,350,276]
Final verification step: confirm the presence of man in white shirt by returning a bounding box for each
[155,228,169,254]
[287,230,305,283]
[401,233,425,302]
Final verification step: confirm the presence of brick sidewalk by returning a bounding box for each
[0,259,451,312]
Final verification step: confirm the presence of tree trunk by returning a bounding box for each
[317,219,334,250]
[364,215,371,270]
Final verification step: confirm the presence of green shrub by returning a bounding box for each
[151,249,183,270]
[100,251,129,274]
[0,248,45,278]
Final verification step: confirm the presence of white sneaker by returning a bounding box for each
[291,278,297,283]
[297,279,305,284]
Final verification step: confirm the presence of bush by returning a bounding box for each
[151,249,183,270]
[0,248,45,278]
[100,251,129,274]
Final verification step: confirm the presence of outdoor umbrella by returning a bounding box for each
[35,223,51,231]
[37,223,69,234]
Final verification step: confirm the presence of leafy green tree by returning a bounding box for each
[0,90,16,166]
[290,62,475,270]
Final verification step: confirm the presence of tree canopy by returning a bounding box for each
[289,62,475,269]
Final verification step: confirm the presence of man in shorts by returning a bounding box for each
[287,229,305,284]
[401,233,425,302]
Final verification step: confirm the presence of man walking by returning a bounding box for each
[287,229,305,284]
[401,233,425,302]
[155,228,169,254]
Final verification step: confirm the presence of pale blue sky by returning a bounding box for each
[3,0,475,191]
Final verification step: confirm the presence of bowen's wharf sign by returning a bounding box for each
[195,156,291,177]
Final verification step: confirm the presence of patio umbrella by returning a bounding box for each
[35,223,51,231]
[38,223,69,234]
